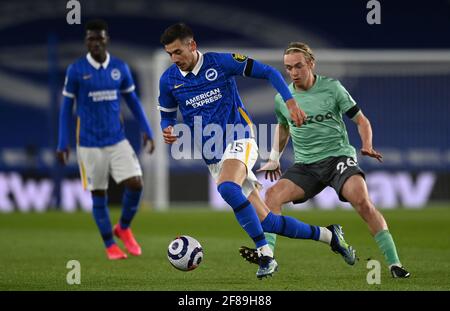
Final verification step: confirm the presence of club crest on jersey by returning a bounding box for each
[111,68,121,80]
[232,53,248,62]
[205,68,218,81]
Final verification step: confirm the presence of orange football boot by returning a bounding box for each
[106,244,128,260]
[113,224,142,256]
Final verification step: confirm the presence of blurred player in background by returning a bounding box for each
[240,42,410,278]
[56,19,155,260]
[158,23,356,279]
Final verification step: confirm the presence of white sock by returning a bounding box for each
[257,244,274,258]
[319,227,332,245]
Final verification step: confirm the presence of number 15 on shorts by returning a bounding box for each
[230,141,244,153]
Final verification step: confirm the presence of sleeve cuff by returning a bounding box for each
[157,105,178,112]
[120,85,136,94]
[62,90,75,98]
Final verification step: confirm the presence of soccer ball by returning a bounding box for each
[167,235,203,271]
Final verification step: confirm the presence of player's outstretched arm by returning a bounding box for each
[285,98,307,127]
[123,91,155,154]
[56,96,74,165]
[244,58,307,127]
[257,124,290,181]
[353,112,383,162]
[142,133,155,154]
[158,73,179,145]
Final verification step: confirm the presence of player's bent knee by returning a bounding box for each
[91,190,106,197]
[123,176,143,191]
[265,187,282,211]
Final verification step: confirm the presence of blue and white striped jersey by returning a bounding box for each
[158,52,260,164]
[63,53,136,147]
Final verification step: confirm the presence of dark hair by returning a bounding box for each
[160,22,194,45]
[85,19,109,32]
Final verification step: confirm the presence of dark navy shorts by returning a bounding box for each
[281,156,365,203]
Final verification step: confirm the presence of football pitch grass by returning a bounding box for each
[1,205,450,291]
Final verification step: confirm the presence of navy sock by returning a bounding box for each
[217,181,266,248]
[261,212,320,240]
[92,195,114,248]
[120,188,142,229]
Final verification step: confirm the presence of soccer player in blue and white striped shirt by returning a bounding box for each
[57,20,154,260]
[158,23,340,279]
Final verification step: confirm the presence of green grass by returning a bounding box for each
[1,205,450,290]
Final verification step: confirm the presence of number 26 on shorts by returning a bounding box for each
[336,157,357,174]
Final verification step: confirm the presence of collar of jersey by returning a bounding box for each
[179,51,203,77]
[86,52,110,70]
